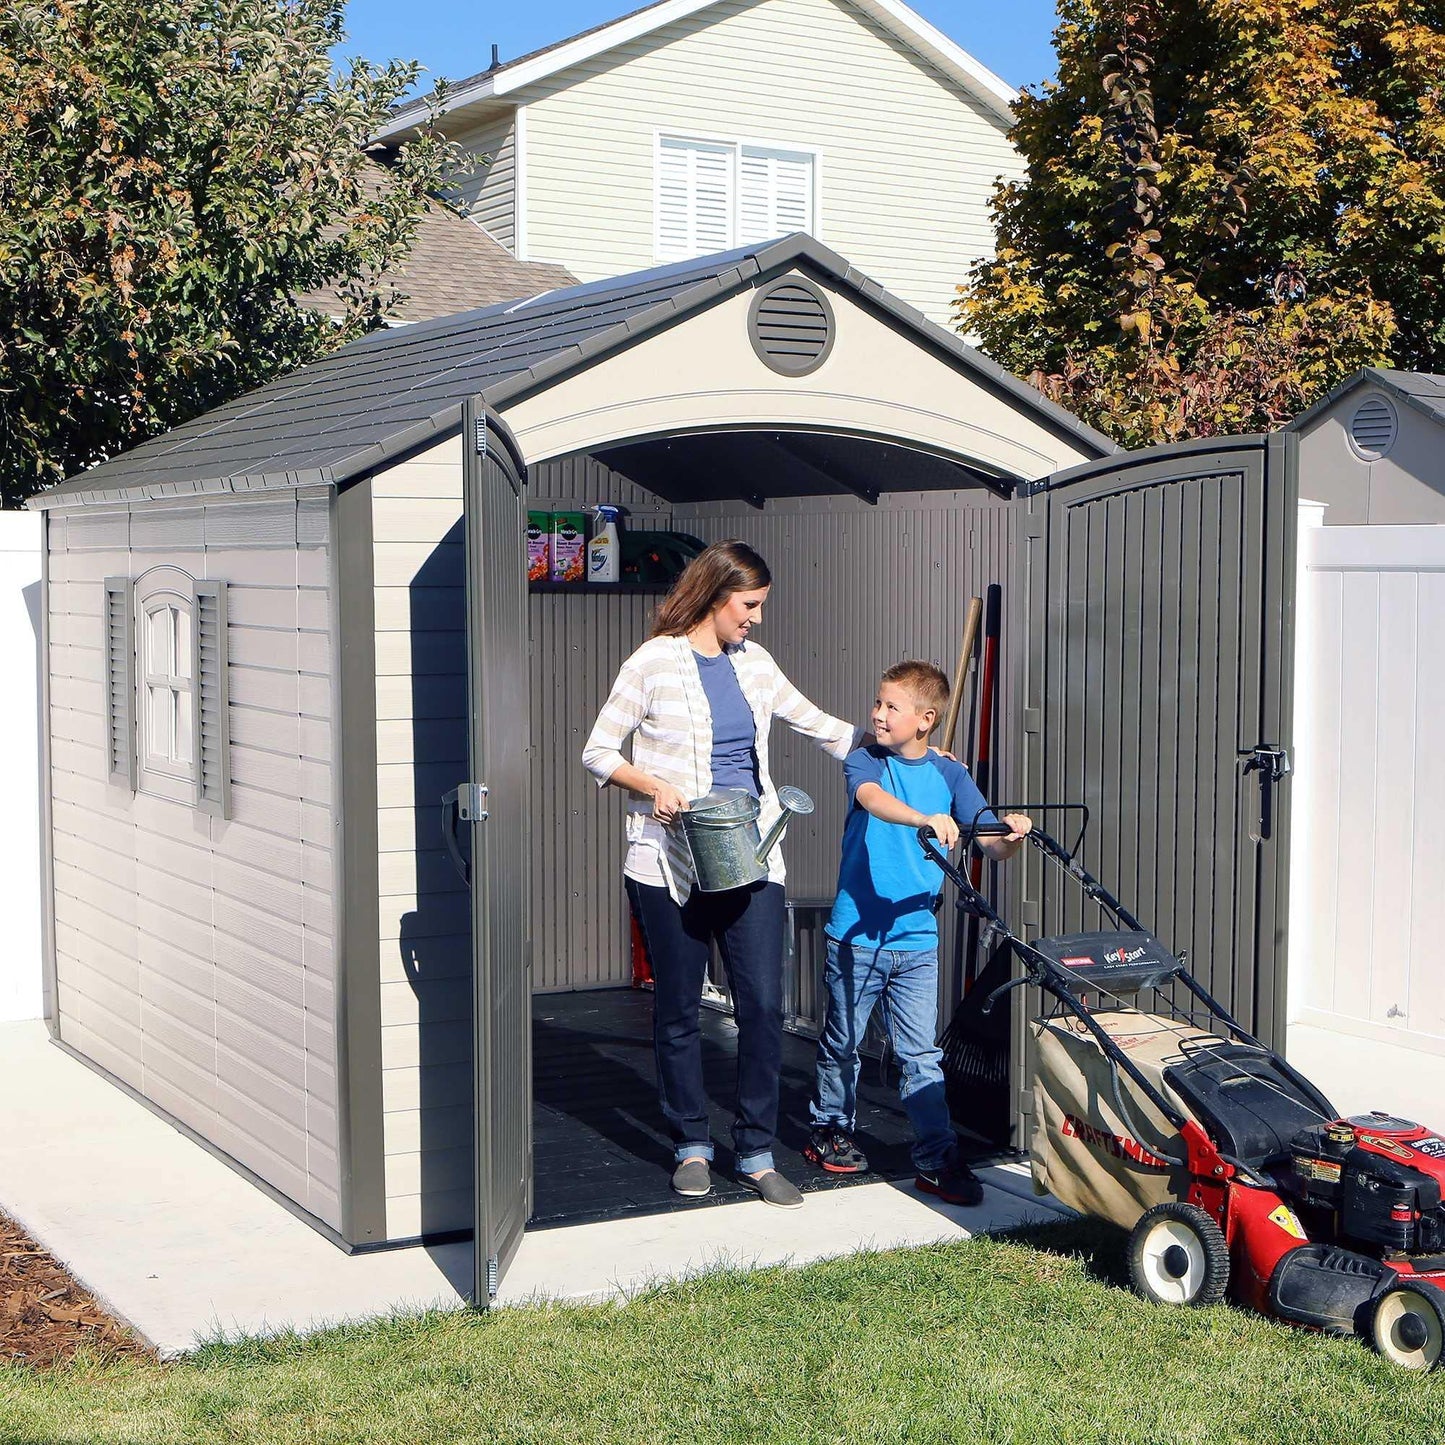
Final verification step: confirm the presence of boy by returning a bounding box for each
[803,660,1031,1206]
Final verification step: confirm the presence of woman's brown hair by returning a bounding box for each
[651,539,772,638]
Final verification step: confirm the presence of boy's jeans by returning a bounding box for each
[809,937,955,1173]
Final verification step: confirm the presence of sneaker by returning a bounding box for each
[915,1157,984,1208]
[671,1157,713,1197]
[737,1168,805,1209]
[802,1127,870,1174]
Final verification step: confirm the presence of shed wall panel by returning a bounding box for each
[45,493,343,1229]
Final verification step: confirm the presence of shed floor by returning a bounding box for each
[532,988,987,1225]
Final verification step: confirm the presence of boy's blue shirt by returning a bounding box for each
[827,745,997,952]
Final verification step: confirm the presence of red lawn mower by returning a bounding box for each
[921,811,1445,1371]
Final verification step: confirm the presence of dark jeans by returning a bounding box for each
[627,878,786,1173]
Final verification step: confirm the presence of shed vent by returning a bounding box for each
[748,277,834,376]
[1348,395,1397,460]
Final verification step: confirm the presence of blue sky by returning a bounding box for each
[335,0,1062,98]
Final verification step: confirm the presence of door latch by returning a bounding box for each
[1239,746,1291,783]
[1239,745,1290,843]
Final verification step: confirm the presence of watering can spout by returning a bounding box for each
[755,786,816,865]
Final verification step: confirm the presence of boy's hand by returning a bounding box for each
[1001,812,1032,839]
[925,813,960,849]
[979,812,1032,860]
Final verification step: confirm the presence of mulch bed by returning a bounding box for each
[1,1211,153,1368]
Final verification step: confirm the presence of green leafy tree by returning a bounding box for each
[0,0,468,504]
[958,0,1445,447]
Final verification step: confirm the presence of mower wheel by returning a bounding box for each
[1128,1203,1229,1307]
[1370,1281,1445,1371]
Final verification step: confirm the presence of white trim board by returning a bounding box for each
[374,0,1017,142]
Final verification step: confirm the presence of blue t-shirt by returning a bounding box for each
[827,745,997,952]
[694,650,759,795]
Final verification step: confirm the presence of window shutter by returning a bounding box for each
[195,580,230,818]
[657,137,734,260]
[104,578,136,790]
[739,147,815,245]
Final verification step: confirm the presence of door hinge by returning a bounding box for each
[486,1253,499,1299]
[457,782,490,821]
[475,418,489,456]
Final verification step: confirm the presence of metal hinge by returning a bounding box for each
[457,783,490,821]
[486,1254,499,1299]
[475,418,489,456]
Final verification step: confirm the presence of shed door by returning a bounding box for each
[462,402,531,1302]
[1014,436,1298,1128]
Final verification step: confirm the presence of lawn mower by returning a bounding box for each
[920,810,1445,1371]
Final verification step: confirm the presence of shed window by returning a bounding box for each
[657,136,816,260]
[141,595,195,780]
[106,567,231,815]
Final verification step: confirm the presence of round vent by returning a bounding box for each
[1349,394,1397,460]
[747,277,835,376]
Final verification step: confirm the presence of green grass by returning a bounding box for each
[1,1221,1439,1445]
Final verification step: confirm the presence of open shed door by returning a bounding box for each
[462,401,532,1302]
[1014,435,1298,1133]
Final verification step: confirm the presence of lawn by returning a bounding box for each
[1,1220,1437,1445]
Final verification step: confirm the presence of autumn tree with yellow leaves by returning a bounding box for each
[0,0,468,504]
[958,0,1445,447]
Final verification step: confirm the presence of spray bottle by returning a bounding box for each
[588,504,621,584]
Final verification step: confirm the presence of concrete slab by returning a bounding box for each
[1,1022,1068,1357]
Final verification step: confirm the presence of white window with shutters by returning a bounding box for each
[107,566,230,815]
[655,134,818,261]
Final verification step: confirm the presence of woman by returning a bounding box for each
[582,540,858,1208]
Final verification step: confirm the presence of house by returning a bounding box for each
[30,235,1110,1269]
[373,0,1021,327]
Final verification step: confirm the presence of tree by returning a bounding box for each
[0,0,468,504]
[957,0,1445,447]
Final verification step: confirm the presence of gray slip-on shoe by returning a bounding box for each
[671,1157,713,1197]
[738,1169,804,1209]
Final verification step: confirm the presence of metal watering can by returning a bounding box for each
[678,786,815,893]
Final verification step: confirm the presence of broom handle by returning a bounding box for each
[964,586,1002,993]
[941,597,983,755]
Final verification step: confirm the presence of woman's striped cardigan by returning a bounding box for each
[582,634,859,903]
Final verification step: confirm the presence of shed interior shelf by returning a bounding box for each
[528,582,673,594]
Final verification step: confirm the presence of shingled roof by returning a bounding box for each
[296,177,574,325]
[1288,368,1445,434]
[32,234,1113,508]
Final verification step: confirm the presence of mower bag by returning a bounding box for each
[1030,1008,1212,1230]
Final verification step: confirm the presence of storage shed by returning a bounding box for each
[33,235,1117,1274]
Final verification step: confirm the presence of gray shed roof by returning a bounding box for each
[1288,368,1445,434]
[33,234,1114,508]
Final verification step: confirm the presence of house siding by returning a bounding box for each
[46,491,342,1231]
[448,110,518,252]
[514,0,1018,324]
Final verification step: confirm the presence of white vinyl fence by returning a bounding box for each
[1289,512,1445,1058]
[0,510,43,1022]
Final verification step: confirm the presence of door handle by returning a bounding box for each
[1239,745,1290,843]
[441,787,471,886]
